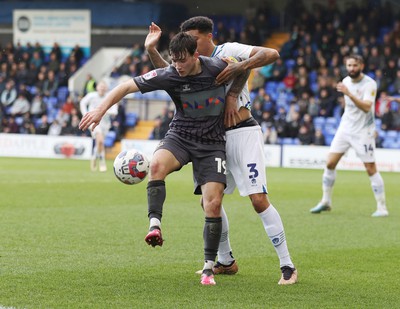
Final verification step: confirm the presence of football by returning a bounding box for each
[113,149,150,185]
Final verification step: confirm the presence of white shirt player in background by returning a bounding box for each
[80,80,118,172]
[311,54,388,217]
[145,16,297,285]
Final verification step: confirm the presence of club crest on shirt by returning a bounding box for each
[182,84,191,92]
[142,70,158,80]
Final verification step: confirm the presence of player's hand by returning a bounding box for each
[79,109,103,131]
[336,82,349,96]
[216,57,245,85]
[144,22,162,50]
[224,95,241,128]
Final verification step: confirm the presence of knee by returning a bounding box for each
[250,193,270,213]
[203,197,223,217]
[149,160,167,179]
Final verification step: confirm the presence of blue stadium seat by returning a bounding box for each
[125,112,138,127]
[57,86,69,103]
[385,130,398,140]
[325,134,335,146]
[375,118,382,130]
[104,131,117,147]
[282,137,295,145]
[15,116,24,126]
[313,117,325,129]
[285,59,296,70]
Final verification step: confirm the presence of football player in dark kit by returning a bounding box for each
[79,32,248,285]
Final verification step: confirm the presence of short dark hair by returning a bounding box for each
[180,16,213,34]
[169,32,197,60]
[347,54,364,64]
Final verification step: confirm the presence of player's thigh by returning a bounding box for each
[150,149,181,179]
[192,147,226,195]
[226,126,267,196]
[329,130,350,155]
[351,132,376,163]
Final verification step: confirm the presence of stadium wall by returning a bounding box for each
[121,139,400,173]
[1,134,399,172]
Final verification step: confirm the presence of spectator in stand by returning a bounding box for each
[3,116,19,133]
[20,119,36,134]
[318,88,335,117]
[264,126,278,144]
[26,63,38,86]
[70,44,84,65]
[43,70,59,97]
[375,91,390,118]
[283,69,297,91]
[30,93,47,119]
[35,72,46,94]
[297,92,312,117]
[48,119,62,136]
[250,68,265,91]
[1,80,17,113]
[149,116,164,140]
[251,101,263,124]
[10,93,30,116]
[383,96,400,130]
[260,110,276,132]
[30,51,43,70]
[298,124,313,145]
[61,113,81,136]
[61,95,77,118]
[57,62,69,87]
[15,61,29,85]
[0,75,6,94]
[50,42,62,63]
[275,106,287,138]
[313,128,326,145]
[48,52,60,73]
[83,74,96,96]
[271,57,287,81]
[35,114,50,135]
[119,56,133,76]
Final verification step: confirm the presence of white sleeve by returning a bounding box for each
[223,42,253,61]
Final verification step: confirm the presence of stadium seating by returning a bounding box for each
[125,112,138,127]
[104,130,117,147]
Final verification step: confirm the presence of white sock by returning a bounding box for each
[149,218,161,229]
[369,172,387,211]
[322,167,336,205]
[217,205,234,264]
[259,205,294,269]
[203,260,215,271]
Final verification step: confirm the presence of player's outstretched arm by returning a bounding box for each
[144,22,169,69]
[216,46,279,85]
[79,79,139,131]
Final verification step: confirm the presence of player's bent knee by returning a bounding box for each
[250,194,269,213]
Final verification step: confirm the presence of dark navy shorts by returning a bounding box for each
[155,133,226,194]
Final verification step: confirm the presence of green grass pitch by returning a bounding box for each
[0,157,399,308]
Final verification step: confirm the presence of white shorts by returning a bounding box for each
[225,125,268,196]
[329,128,376,163]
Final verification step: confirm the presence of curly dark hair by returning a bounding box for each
[168,32,197,61]
[180,16,213,34]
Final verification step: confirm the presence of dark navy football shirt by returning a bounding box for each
[133,56,227,144]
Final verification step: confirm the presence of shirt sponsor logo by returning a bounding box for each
[142,70,158,80]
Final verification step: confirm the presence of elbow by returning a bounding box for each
[272,49,280,62]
